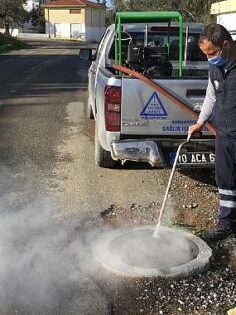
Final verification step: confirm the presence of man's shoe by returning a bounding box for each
[199,228,236,241]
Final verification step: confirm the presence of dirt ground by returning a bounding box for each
[97,167,236,315]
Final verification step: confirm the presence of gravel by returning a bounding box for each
[97,167,236,315]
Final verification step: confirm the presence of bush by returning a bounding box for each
[0,33,30,53]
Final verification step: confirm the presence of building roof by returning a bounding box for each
[42,0,103,8]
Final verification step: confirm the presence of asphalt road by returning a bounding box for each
[0,39,169,314]
[0,40,109,315]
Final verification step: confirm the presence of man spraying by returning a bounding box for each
[189,23,236,240]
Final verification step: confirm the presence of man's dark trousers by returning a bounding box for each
[215,133,236,231]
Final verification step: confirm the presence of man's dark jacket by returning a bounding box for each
[210,59,236,137]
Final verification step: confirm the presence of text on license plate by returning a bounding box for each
[170,152,215,165]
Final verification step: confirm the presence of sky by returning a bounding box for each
[92,0,112,7]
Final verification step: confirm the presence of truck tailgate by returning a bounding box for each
[121,77,209,136]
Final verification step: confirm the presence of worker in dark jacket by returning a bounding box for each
[189,23,236,240]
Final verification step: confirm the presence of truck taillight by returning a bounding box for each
[104,86,121,131]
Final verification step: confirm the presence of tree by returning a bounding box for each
[98,0,106,6]
[30,6,45,33]
[112,0,129,12]
[0,0,28,36]
[111,0,217,24]
[105,8,115,26]
[177,0,216,24]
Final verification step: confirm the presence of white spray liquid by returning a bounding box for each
[153,135,191,238]
[153,179,172,238]
[153,220,161,238]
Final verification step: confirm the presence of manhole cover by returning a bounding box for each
[93,226,212,277]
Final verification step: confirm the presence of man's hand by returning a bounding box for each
[188,123,203,136]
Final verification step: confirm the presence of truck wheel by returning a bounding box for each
[95,126,116,168]
[87,95,94,119]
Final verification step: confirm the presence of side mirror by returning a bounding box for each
[79,48,92,60]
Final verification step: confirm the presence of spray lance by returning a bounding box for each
[153,133,191,237]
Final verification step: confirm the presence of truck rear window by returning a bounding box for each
[108,31,207,62]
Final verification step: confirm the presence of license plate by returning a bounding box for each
[169,152,215,165]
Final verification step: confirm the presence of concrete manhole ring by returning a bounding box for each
[93,226,212,277]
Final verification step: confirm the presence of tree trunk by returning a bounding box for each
[4,19,10,36]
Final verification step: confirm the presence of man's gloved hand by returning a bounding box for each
[188,123,203,137]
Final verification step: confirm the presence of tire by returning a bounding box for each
[87,94,94,119]
[95,124,116,168]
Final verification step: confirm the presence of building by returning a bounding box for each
[25,0,49,12]
[42,0,106,42]
[211,0,236,39]
[24,0,40,12]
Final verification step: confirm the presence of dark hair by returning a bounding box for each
[199,23,232,48]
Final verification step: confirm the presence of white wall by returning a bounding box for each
[85,26,105,42]
[0,28,19,37]
[217,13,236,40]
[70,23,85,40]
[54,23,70,38]
[45,22,53,37]
[45,22,71,38]
[45,22,105,42]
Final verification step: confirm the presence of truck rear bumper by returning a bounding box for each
[110,138,215,168]
[110,140,164,167]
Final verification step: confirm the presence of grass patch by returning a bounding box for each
[0,33,30,53]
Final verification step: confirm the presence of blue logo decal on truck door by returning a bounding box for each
[140,92,168,119]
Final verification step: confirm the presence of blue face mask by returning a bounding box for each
[208,55,227,67]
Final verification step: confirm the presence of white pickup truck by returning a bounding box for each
[80,12,215,168]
